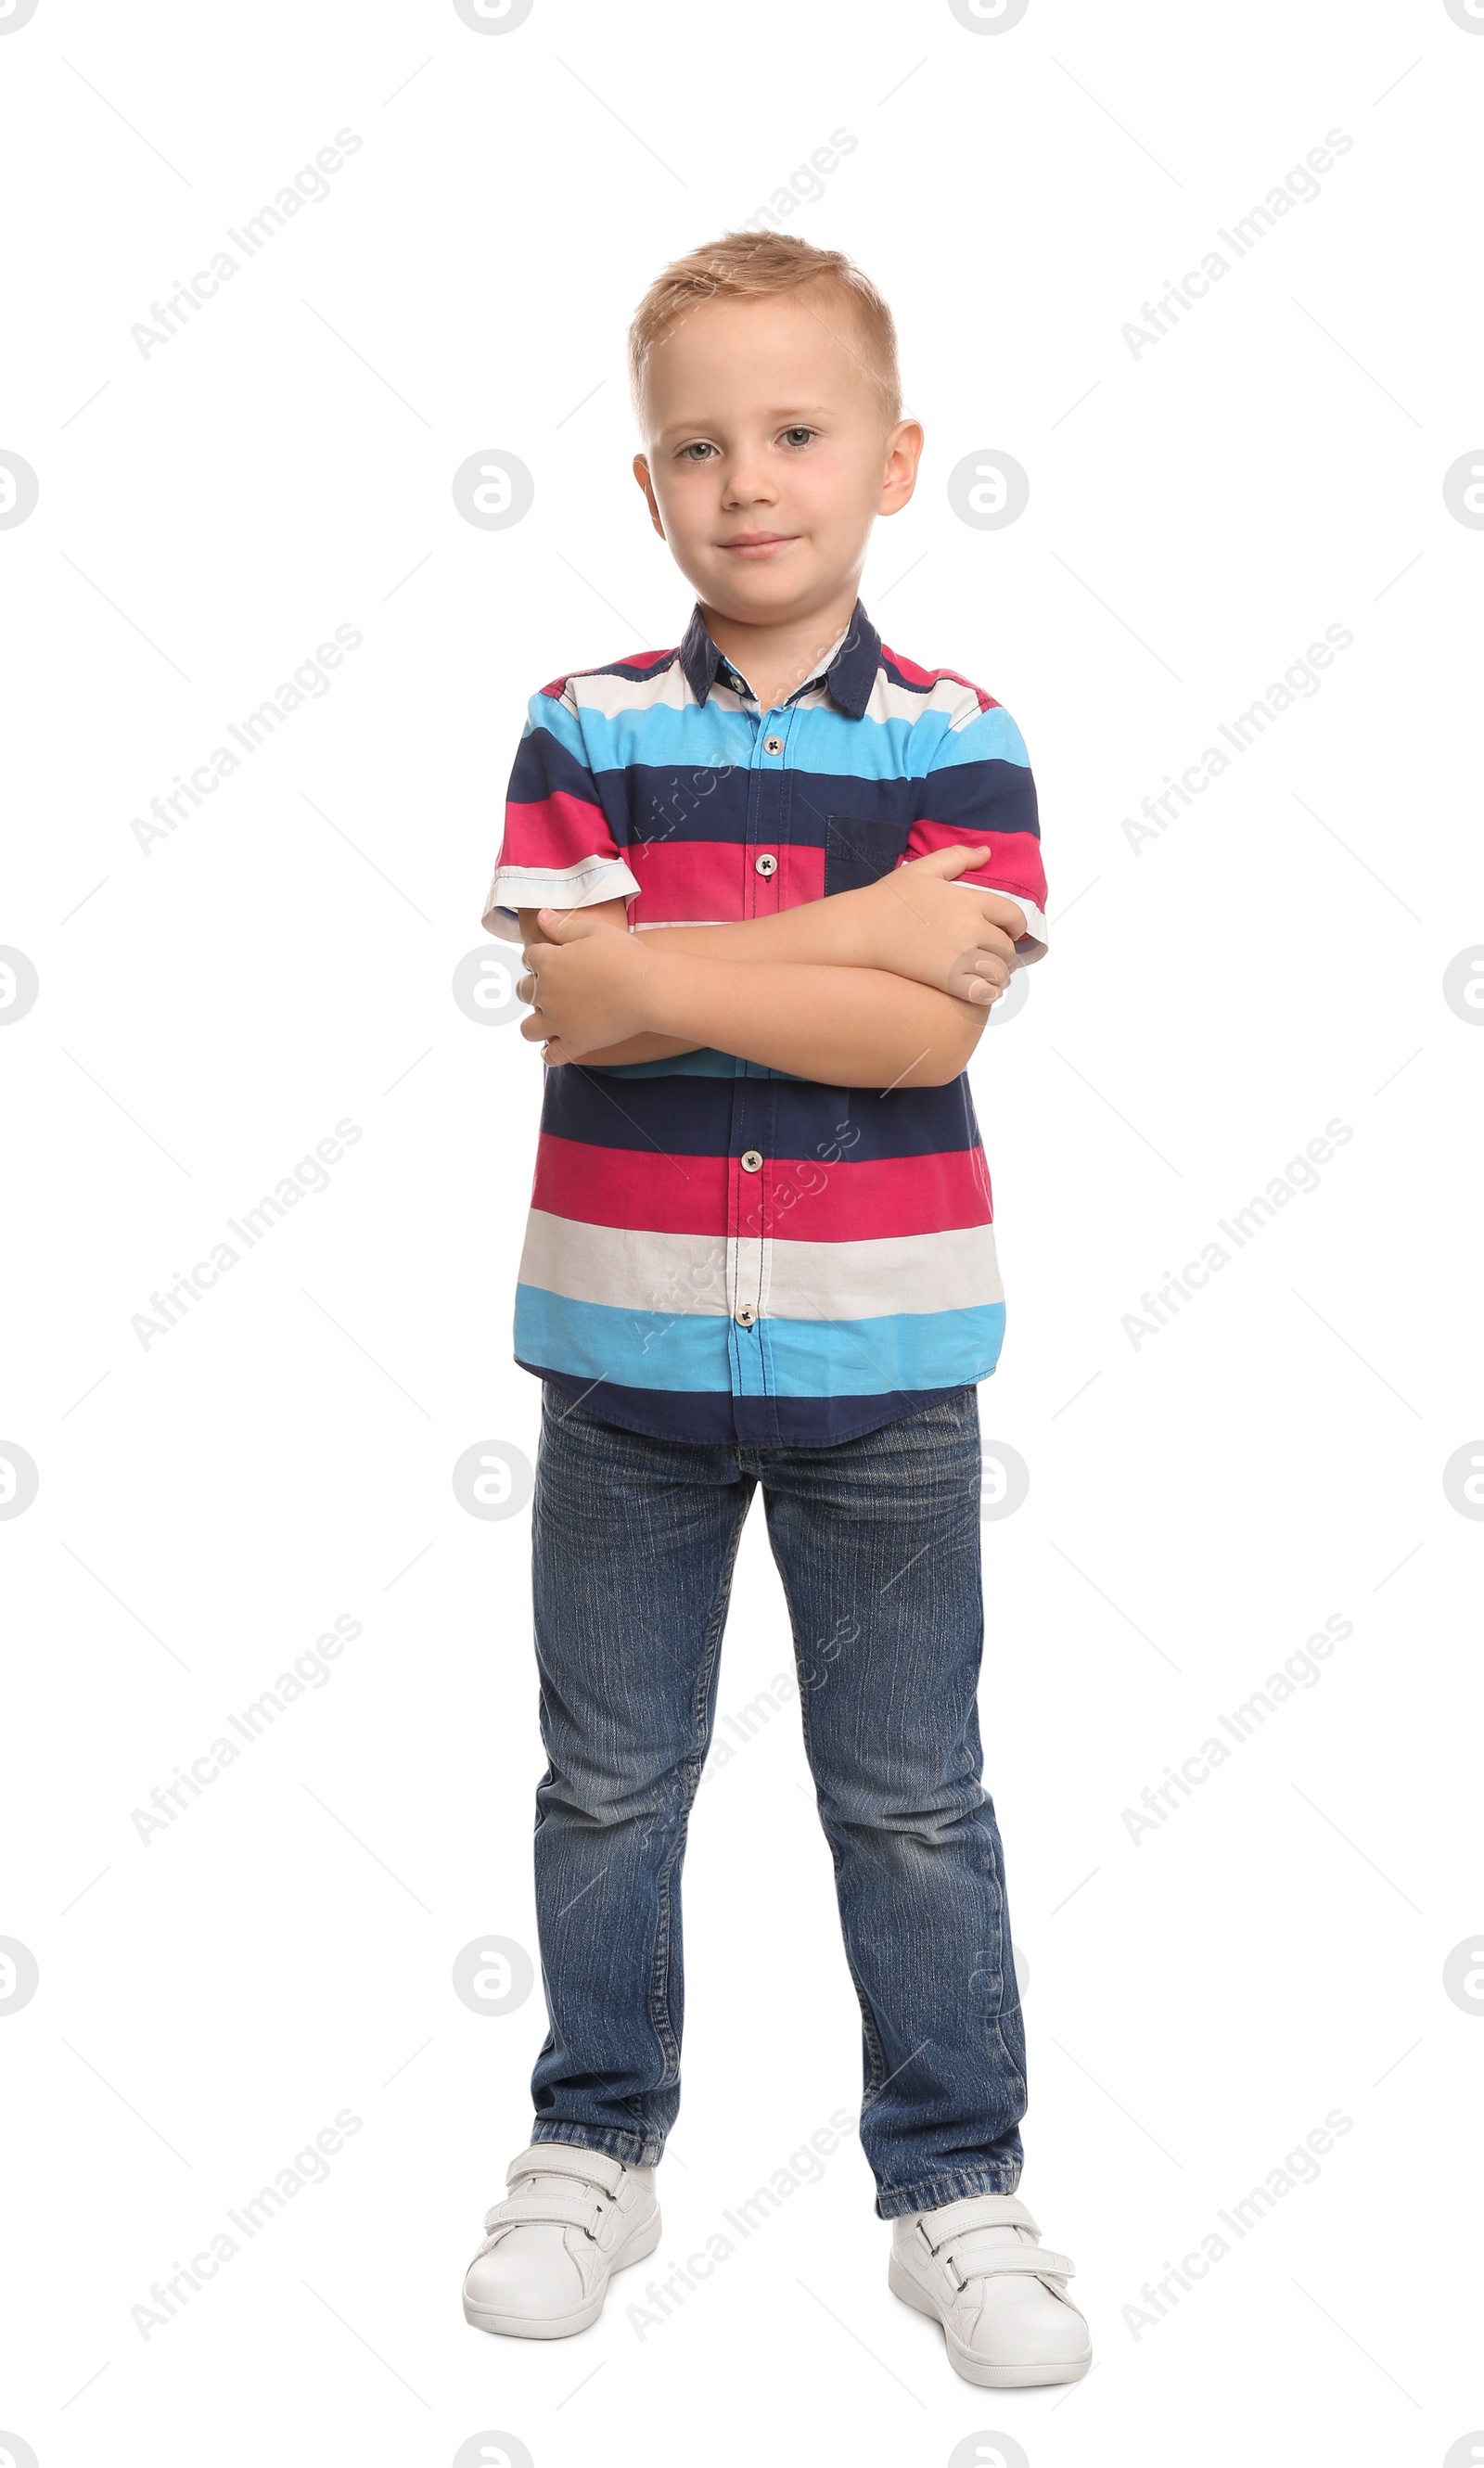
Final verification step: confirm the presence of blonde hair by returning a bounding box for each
[628,230,902,430]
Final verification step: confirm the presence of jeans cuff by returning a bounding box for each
[530,2121,663,2169]
[875,2163,1022,2221]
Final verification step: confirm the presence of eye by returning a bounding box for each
[780,426,817,449]
[679,441,718,461]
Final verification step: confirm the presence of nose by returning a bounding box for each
[721,445,778,509]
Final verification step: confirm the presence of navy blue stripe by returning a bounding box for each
[622,766,914,848]
[527,1363,974,1449]
[507,726,612,814]
[916,759,1042,837]
[543,1067,983,1159]
[509,737,1040,850]
[557,759,1043,850]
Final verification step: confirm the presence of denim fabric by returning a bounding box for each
[526,1380,1027,2221]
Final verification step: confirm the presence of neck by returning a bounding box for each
[698,587,860,711]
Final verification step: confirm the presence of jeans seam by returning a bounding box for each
[646,1477,752,2086]
[775,1548,891,2106]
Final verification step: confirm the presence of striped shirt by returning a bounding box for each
[483,598,1048,1446]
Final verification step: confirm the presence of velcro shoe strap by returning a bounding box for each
[505,2143,628,2197]
[484,2180,604,2236]
[946,2233,1074,2283]
[919,2193,1039,2249]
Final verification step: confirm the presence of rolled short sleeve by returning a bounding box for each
[480,684,642,944]
[904,699,1049,962]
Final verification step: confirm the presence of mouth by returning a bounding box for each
[718,532,799,559]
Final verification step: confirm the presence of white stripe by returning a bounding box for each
[518,1212,1000,1321]
[557,651,1006,739]
[568,643,847,721]
[566,663,691,721]
[865,673,986,730]
[766,1225,1002,1318]
[519,1213,733,1315]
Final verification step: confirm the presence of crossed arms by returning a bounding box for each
[516,847,1034,1091]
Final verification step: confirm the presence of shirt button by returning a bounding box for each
[754,852,778,878]
[763,735,784,755]
[736,1306,758,1328]
[739,1148,763,1173]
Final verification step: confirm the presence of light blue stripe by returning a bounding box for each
[516,1287,1004,1397]
[563,703,756,775]
[587,1048,802,1082]
[760,1304,1005,1395]
[928,705,1031,772]
[516,1285,735,1391]
[522,692,589,768]
[588,1047,737,1080]
[544,697,1027,786]
[531,679,1030,785]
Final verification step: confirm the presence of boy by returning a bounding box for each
[460,231,1091,2389]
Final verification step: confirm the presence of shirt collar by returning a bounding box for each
[678,598,880,719]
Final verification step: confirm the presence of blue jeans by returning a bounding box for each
[526,1381,1027,2221]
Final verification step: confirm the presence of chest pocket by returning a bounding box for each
[824,814,913,898]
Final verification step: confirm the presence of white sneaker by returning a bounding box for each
[462,2142,661,2340]
[889,2192,1092,2387]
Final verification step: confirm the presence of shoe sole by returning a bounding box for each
[464,2206,662,2340]
[888,2253,1093,2388]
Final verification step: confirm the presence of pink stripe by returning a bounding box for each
[502,791,617,870]
[740,1149,993,1242]
[534,1136,729,1234]
[905,819,1047,910]
[627,839,825,922]
[533,1136,992,1238]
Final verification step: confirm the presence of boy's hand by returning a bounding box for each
[518,907,653,1064]
[855,847,1027,1006]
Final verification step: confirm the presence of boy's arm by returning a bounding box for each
[900,697,1049,960]
[527,847,1024,1011]
[519,927,988,1089]
[623,848,1026,1005]
[514,840,1026,1071]
[485,684,688,1068]
[517,903,701,1068]
[516,836,1023,1068]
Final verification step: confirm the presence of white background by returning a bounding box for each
[2,1,1481,2462]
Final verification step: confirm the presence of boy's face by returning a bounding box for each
[633,289,922,629]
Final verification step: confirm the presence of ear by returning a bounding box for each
[633,454,666,540]
[879,419,924,518]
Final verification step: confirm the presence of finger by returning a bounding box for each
[971,890,1028,940]
[968,924,1018,965]
[966,976,1004,1007]
[906,844,991,881]
[537,903,609,942]
[516,972,536,1004]
[960,945,1012,988]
